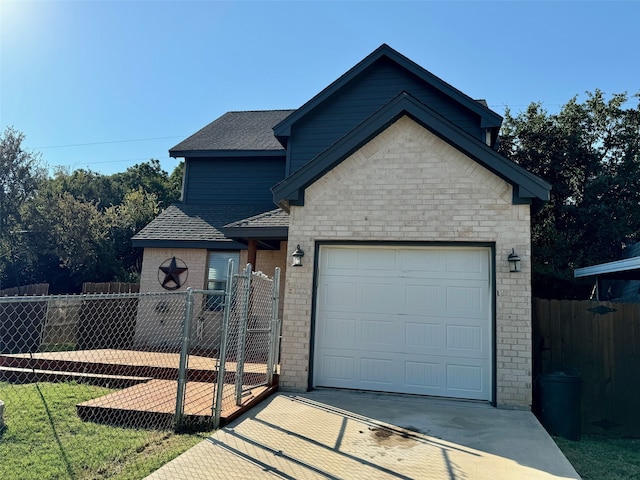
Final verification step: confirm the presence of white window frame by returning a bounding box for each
[206,250,239,310]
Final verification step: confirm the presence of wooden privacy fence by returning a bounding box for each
[533,298,640,437]
[0,282,140,353]
[0,284,49,353]
[77,282,140,350]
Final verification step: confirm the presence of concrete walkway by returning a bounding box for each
[147,390,581,479]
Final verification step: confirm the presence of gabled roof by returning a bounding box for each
[273,44,503,145]
[170,110,295,158]
[272,92,551,210]
[131,204,269,249]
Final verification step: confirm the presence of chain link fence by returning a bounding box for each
[0,263,281,479]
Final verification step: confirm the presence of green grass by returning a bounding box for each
[0,381,209,480]
[39,343,77,352]
[555,435,640,480]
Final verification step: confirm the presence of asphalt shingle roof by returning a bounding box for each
[170,110,295,154]
[131,204,274,245]
[223,208,289,229]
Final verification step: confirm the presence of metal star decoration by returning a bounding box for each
[158,257,188,290]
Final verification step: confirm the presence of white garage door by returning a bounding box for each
[313,245,492,400]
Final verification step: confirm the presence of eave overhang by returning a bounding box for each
[130,239,247,250]
[220,227,287,250]
[273,44,503,147]
[222,226,288,240]
[169,149,285,159]
[272,92,551,211]
[574,257,640,279]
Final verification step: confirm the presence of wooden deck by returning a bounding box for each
[0,349,278,430]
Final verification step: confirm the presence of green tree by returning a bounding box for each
[20,191,112,292]
[0,128,182,291]
[46,167,123,211]
[168,160,184,200]
[114,159,180,209]
[499,90,640,298]
[0,127,46,290]
[105,188,160,281]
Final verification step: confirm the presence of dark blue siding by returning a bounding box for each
[287,58,482,175]
[183,156,285,206]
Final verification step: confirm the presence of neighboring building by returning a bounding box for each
[574,243,640,303]
[133,44,550,409]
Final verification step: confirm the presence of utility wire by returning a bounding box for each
[34,135,186,150]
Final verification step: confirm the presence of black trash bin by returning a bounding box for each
[538,372,582,441]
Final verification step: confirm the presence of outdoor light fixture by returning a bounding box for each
[508,248,521,272]
[292,245,305,267]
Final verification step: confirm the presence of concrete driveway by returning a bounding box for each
[147,390,580,479]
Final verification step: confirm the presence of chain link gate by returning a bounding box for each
[0,263,281,479]
[212,262,281,429]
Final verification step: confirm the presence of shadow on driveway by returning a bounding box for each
[147,390,581,479]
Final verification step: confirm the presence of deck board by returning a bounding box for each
[1,349,277,430]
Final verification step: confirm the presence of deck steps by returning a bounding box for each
[0,364,151,388]
[0,349,278,431]
[77,380,278,430]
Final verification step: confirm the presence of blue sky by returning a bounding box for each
[1,1,638,176]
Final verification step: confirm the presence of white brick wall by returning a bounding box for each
[280,116,532,408]
[139,248,208,294]
[137,246,289,348]
[136,248,209,347]
[240,242,288,320]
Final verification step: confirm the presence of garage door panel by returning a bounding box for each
[316,349,490,398]
[404,283,445,311]
[319,355,356,382]
[319,315,357,347]
[400,249,444,273]
[360,357,395,385]
[361,318,395,346]
[446,324,483,352]
[358,249,397,271]
[361,281,398,312]
[402,249,487,280]
[405,361,441,388]
[446,285,484,314]
[405,321,441,349]
[446,364,484,393]
[314,245,492,401]
[322,281,358,308]
[445,249,486,275]
[324,248,358,269]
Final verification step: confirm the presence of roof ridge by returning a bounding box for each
[226,109,296,114]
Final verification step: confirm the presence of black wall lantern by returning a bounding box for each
[508,249,521,272]
[292,245,305,267]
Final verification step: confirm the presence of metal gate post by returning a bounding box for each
[175,288,194,431]
[266,267,281,385]
[235,263,252,406]
[213,259,235,429]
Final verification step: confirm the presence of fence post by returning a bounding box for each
[175,288,194,432]
[266,267,281,385]
[213,259,235,429]
[235,263,252,406]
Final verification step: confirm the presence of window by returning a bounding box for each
[206,251,239,310]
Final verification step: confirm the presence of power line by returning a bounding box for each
[34,135,186,150]
[63,156,173,167]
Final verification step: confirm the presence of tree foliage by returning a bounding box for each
[499,90,640,299]
[104,188,161,281]
[0,127,46,290]
[0,128,182,293]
